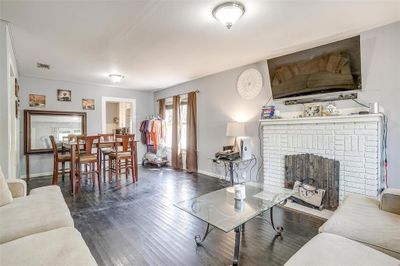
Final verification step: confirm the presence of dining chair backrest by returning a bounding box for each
[49,135,59,159]
[98,133,114,141]
[76,135,100,156]
[115,134,135,152]
[68,134,83,143]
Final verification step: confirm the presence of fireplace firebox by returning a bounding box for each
[284,153,339,210]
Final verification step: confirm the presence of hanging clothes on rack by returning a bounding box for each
[139,117,166,152]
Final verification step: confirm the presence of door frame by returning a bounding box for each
[101,96,137,134]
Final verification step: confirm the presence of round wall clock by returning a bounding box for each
[237,68,263,100]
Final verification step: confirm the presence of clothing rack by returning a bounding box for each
[139,118,166,152]
[145,114,161,120]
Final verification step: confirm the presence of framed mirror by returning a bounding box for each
[24,110,87,154]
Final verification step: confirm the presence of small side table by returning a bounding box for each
[211,156,256,185]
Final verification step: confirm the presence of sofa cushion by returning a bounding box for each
[6,179,27,198]
[0,185,73,244]
[29,184,64,196]
[380,188,400,215]
[0,227,97,266]
[319,194,400,258]
[0,166,13,207]
[285,233,400,266]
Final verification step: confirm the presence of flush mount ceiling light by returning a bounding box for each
[212,1,245,29]
[108,74,124,83]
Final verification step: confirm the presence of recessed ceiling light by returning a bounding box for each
[108,74,124,83]
[212,2,245,29]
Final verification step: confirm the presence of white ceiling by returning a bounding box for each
[1,1,399,91]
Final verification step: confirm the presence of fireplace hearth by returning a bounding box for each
[284,153,339,210]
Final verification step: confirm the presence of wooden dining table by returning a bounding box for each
[62,140,138,195]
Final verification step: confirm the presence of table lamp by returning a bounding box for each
[226,122,245,151]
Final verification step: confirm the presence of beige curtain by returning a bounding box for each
[171,95,183,169]
[186,92,198,173]
[158,98,166,120]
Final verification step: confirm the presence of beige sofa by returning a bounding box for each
[286,189,400,266]
[285,233,400,266]
[319,192,400,259]
[0,178,97,265]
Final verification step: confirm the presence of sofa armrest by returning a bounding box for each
[380,188,400,215]
[6,179,27,198]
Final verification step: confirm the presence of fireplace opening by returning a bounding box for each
[284,154,339,210]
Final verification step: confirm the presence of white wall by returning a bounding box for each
[19,76,154,177]
[272,22,400,187]
[0,21,19,179]
[155,61,267,182]
[359,22,400,188]
[155,22,400,188]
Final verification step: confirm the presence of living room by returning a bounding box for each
[0,1,399,266]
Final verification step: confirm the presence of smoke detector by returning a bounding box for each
[36,63,50,70]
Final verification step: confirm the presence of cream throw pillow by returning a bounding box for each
[0,166,13,206]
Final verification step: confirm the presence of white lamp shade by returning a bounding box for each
[226,122,245,137]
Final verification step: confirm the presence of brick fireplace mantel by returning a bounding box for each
[261,114,384,203]
[260,114,383,125]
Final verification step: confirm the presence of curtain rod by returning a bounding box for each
[156,90,200,102]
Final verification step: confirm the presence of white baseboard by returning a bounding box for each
[20,171,53,179]
[197,170,225,180]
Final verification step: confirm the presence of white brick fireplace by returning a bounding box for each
[262,114,384,203]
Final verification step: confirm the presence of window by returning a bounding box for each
[164,97,187,150]
[165,107,173,148]
[180,103,187,150]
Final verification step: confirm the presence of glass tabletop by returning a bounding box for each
[208,157,255,164]
[175,182,294,233]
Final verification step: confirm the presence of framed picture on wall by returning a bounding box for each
[82,98,95,110]
[15,100,19,118]
[15,78,19,98]
[303,104,322,117]
[29,94,46,108]
[57,89,71,101]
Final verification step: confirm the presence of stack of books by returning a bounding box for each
[261,105,275,119]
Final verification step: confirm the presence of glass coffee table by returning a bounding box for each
[175,182,294,266]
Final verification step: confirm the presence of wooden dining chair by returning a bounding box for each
[76,135,102,194]
[98,133,115,180]
[109,134,137,184]
[50,135,71,185]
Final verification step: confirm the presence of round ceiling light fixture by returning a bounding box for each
[108,74,124,83]
[212,1,245,29]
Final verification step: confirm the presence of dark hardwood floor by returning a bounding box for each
[27,167,324,266]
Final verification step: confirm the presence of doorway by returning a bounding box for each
[101,97,136,134]
[9,66,19,179]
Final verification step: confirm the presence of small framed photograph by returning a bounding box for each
[303,104,322,117]
[29,94,46,108]
[82,99,95,110]
[15,78,19,98]
[15,100,19,118]
[57,89,71,102]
